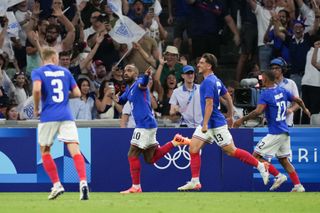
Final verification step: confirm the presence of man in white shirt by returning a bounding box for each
[169,65,202,127]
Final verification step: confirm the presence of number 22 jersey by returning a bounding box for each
[31,64,77,122]
[258,86,294,135]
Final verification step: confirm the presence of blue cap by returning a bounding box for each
[182,65,195,73]
[270,58,285,67]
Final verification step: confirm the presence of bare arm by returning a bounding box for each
[52,5,75,51]
[71,86,81,98]
[79,33,104,70]
[120,114,129,128]
[312,41,320,70]
[122,0,129,15]
[233,104,265,127]
[0,18,8,48]
[224,15,240,46]
[222,92,234,127]
[246,0,257,11]
[293,96,310,117]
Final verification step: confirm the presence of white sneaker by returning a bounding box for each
[257,162,269,185]
[48,186,65,200]
[291,184,305,192]
[177,181,202,191]
[270,174,287,191]
[80,184,89,200]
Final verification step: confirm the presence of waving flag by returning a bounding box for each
[153,0,162,16]
[6,11,21,37]
[109,16,145,44]
[7,0,24,8]
[107,0,124,19]
[0,0,8,16]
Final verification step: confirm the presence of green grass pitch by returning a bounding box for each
[1,192,320,213]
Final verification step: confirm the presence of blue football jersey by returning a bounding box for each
[119,76,157,128]
[31,64,77,122]
[200,74,227,128]
[258,86,294,134]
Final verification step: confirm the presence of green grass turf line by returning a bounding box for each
[0,192,320,213]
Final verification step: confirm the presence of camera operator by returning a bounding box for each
[270,57,299,126]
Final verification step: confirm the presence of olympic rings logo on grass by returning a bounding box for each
[154,145,191,170]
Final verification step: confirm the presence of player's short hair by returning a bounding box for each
[125,64,139,74]
[201,53,218,70]
[41,47,58,61]
[263,70,275,82]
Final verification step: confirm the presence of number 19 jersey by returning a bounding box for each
[258,86,294,134]
[31,64,77,122]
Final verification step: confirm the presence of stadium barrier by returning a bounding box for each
[0,127,319,192]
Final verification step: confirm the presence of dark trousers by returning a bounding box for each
[192,34,220,59]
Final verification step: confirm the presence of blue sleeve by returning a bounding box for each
[258,91,267,105]
[31,69,41,82]
[137,75,149,88]
[118,90,128,105]
[68,71,77,90]
[203,80,214,99]
[220,83,227,96]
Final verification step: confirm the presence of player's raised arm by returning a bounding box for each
[138,66,152,90]
[292,96,311,118]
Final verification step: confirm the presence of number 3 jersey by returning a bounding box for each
[31,64,77,122]
[258,86,294,135]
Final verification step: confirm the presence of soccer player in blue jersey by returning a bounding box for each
[177,53,270,191]
[114,64,190,193]
[234,70,310,192]
[32,47,89,200]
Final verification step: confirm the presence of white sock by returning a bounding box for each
[133,184,141,189]
[53,182,62,188]
[80,180,87,187]
[191,177,200,183]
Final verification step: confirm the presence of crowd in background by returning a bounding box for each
[0,0,320,126]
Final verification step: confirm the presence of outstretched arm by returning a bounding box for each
[233,104,265,127]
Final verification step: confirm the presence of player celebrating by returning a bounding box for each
[234,70,310,192]
[177,53,269,191]
[32,47,89,200]
[114,64,190,193]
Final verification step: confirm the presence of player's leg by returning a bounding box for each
[120,144,143,194]
[276,135,305,192]
[178,126,207,191]
[143,134,191,164]
[59,121,89,200]
[38,122,64,200]
[215,126,269,185]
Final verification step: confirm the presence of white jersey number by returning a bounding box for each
[276,101,286,121]
[51,79,64,103]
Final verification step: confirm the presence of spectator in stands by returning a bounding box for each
[84,11,101,41]
[69,78,96,120]
[155,45,184,87]
[95,80,123,119]
[13,0,32,70]
[186,0,240,59]
[169,65,202,127]
[157,73,177,118]
[92,60,110,90]
[28,2,75,53]
[247,0,284,71]
[12,71,30,106]
[0,53,15,101]
[80,0,103,29]
[126,0,147,25]
[109,65,127,95]
[5,104,19,120]
[235,1,257,82]
[167,0,192,57]
[301,39,320,124]
[273,5,320,94]
[87,15,120,73]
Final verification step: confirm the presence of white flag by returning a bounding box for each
[7,0,24,8]
[109,16,145,44]
[0,0,8,17]
[17,96,41,120]
[6,11,21,37]
[153,0,162,16]
[107,0,124,20]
